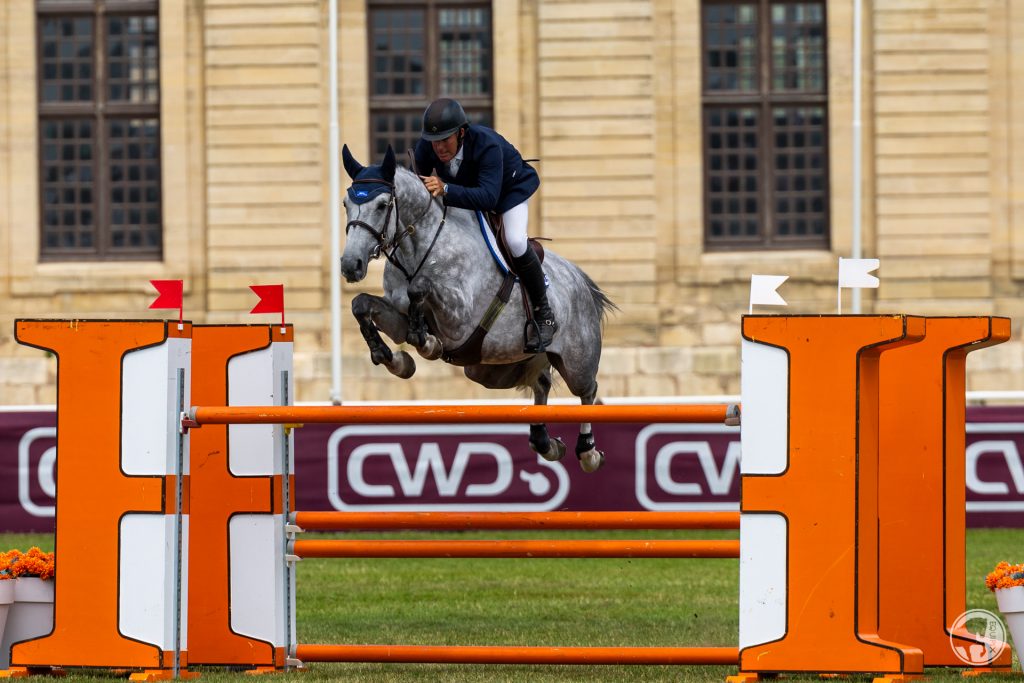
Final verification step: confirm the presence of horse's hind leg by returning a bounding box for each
[463,361,565,462]
[573,390,605,473]
[549,353,605,473]
[529,370,566,463]
[352,293,416,379]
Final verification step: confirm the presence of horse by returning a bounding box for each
[339,145,616,472]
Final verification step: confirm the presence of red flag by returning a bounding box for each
[149,279,184,325]
[250,284,285,326]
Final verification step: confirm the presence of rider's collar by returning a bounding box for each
[347,169,392,205]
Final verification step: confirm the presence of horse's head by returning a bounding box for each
[340,144,399,282]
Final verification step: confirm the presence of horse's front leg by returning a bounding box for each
[406,286,443,361]
[352,292,416,379]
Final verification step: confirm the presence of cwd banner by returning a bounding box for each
[3,407,1024,532]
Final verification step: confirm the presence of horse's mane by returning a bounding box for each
[395,165,430,198]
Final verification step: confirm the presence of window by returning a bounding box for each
[37,0,161,261]
[702,1,829,250]
[368,1,492,159]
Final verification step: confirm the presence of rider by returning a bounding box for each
[414,97,557,354]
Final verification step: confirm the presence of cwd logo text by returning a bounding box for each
[326,425,569,511]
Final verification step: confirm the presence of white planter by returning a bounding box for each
[996,585,1024,665]
[0,578,54,669]
[0,580,14,664]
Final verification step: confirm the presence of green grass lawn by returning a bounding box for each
[1,528,1022,682]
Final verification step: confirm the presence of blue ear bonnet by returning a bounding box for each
[347,167,392,204]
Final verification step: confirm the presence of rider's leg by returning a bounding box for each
[505,201,557,353]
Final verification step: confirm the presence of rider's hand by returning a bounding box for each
[420,175,445,197]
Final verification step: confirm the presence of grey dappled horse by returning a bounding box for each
[340,145,616,472]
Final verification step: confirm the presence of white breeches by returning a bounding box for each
[502,200,530,257]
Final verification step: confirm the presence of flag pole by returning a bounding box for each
[851,0,863,314]
[328,0,343,405]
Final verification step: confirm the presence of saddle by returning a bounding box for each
[440,212,547,366]
[487,212,545,269]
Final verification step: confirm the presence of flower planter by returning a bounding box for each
[0,580,14,664]
[996,585,1024,665]
[0,578,54,669]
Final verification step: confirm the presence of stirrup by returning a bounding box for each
[523,318,557,354]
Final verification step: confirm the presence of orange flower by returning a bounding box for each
[986,561,1024,592]
[1,547,55,581]
[0,550,18,580]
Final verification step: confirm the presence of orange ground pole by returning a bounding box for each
[294,644,739,665]
[292,510,741,531]
[189,403,739,426]
[291,539,740,559]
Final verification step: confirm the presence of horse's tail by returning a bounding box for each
[579,268,618,324]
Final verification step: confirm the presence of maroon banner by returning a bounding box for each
[2,407,1023,532]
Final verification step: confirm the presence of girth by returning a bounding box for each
[435,271,517,366]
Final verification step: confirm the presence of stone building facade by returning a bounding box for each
[1,0,1022,404]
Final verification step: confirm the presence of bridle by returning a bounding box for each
[345,176,448,282]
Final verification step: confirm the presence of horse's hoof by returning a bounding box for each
[388,351,416,379]
[578,449,605,473]
[536,436,566,462]
[417,337,443,361]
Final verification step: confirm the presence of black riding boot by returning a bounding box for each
[511,249,558,353]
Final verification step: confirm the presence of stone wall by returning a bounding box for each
[1,0,1023,405]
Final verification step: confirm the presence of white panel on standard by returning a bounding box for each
[740,339,788,475]
[229,515,284,646]
[739,513,787,648]
[121,514,180,649]
[122,337,190,475]
[227,346,276,476]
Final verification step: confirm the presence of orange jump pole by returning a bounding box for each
[290,539,740,559]
[294,644,739,665]
[187,403,740,426]
[292,510,741,531]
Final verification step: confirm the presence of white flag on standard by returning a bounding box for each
[749,274,789,313]
[838,257,880,288]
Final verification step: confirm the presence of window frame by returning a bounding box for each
[700,0,830,251]
[36,0,162,262]
[367,0,493,159]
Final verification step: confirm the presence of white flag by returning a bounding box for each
[749,274,789,311]
[838,258,880,288]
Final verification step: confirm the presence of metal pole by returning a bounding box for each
[172,369,185,679]
[188,403,741,426]
[851,0,863,313]
[290,538,741,559]
[291,510,741,531]
[328,0,343,404]
[295,644,739,665]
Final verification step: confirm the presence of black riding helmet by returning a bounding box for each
[421,98,469,141]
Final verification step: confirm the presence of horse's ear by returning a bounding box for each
[381,145,396,183]
[342,144,364,180]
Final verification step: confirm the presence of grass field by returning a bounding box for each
[1,528,1022,682]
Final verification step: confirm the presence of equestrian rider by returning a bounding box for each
[415,97,557,354]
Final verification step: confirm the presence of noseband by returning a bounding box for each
[345,177,448,282]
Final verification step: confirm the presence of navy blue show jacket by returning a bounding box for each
[414,124,539,214]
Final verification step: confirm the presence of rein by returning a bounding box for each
[345,177,448,282]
